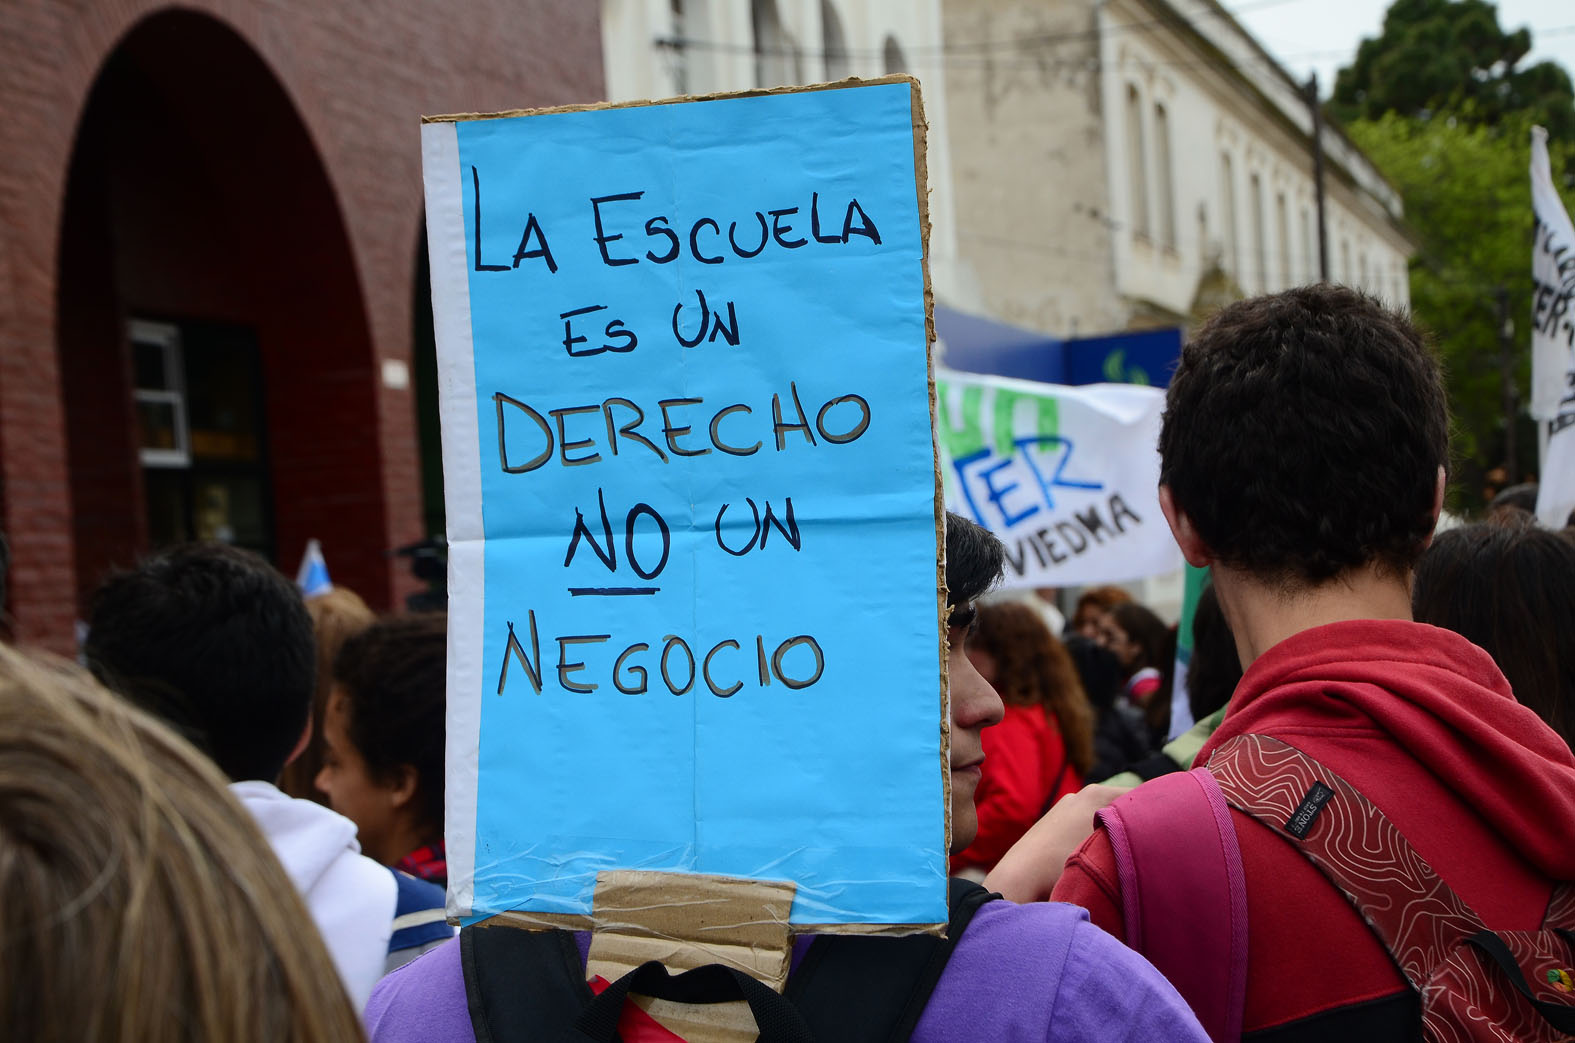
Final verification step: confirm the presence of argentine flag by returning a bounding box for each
[295,538,334,599]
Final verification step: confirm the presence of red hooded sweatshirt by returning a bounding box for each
[1052,619,1575,1041]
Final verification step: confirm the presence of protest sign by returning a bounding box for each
[1531,126,1575,426]
[1532,127,1575,528]
[421,79,948,930]
[937,371,1180,587]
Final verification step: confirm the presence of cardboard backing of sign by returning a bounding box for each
[420,78,951,1015]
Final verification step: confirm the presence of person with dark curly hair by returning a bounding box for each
[951,600,1094,875]
[1038,285,1575,1038]
[318,613,449,884]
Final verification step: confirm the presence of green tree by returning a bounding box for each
[1332,0,1575,139]
[1343,112,1575,508]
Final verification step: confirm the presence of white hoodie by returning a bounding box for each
[230,780,397,1012]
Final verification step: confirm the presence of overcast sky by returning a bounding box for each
[1220,0,1575,98]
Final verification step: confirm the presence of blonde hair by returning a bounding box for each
[0,646,367,1042]
[279,585,375,800]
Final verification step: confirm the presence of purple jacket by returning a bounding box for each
[366,899,1206,1042]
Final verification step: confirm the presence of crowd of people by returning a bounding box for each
[3,283,1575,1040]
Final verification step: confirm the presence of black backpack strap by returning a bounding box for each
[575,961,814,1043]
[786,878,999,1042]
[1464,929,1575,1035]
[462,924,592,1043]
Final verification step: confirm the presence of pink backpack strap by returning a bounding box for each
[1096,767,1249,1043]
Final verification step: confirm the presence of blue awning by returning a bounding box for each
[935,304,1181,388]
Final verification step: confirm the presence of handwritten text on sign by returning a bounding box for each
[428,83,947,926]
[938,372,1180,587]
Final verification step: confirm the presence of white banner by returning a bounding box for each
[1531,126,1575,422]
[937,371,1181,587]
[1532,127,1575,527]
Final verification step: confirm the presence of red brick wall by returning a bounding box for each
[0,0,604,650]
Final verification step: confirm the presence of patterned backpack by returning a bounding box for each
[1209,734,1575,1043]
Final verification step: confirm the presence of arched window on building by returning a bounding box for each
[822,1,849,80]
[753,0,802,87]
[1221,152,1239,279]
[1154,102,1175,250]
[1358,250,1369,290]
[1276,191,1291,288]
[1249,172,1265,292]
[882,34,907,75]
[1340,238,1352,285]
[1127,86,1150,240]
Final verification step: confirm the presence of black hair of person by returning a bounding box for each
[83,542,315,783]
[945,511,1005,618]
[1186,584,1243,722]
[1108,602,1170,674]
[1158,285,1448,586]
[332,613,448,841]
[1413,520,1575,753]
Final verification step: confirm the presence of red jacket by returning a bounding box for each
[1052,619,1575,1040]
[953,703,1081,872]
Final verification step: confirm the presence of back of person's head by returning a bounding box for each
[1159,285,1448,586]
[84,541,315,783]
[280,586,376,802]
[1487,482,1539,519]
[972,600,1094,776]
[0,646,365,1042]
[946,512,1004,612]
[328,613,448,849]
[1412,519,1575,752]
[1186,584,1243,722]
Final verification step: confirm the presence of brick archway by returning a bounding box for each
[57,8,390,617]
[0,0,602,651]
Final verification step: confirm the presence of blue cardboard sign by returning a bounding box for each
[421,81,947,927]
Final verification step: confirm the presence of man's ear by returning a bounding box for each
[388,765,419,811]
[1419,466,1448,552]
[1159,485,1213,568]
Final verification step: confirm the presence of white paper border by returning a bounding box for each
[422,121,485,919]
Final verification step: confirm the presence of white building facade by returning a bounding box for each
[1096,0,1412,322]
[603,0,1412,333]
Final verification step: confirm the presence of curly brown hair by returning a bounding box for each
[972,601,1095,776]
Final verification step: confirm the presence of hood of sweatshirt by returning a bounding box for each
[1198,618,1575,880]
[229,780,366,896]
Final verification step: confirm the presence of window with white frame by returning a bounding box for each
[1155,102,1176,250]
[130,319,190,468]
[1128,86,1150,240]
[1221,152,1239,279]
[1276,192,1291,288]
[1249,172,1265,293]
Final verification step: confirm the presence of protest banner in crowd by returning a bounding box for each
[421,79,949,931]
[1532,126,1575,528]
[937,371,1180,586]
